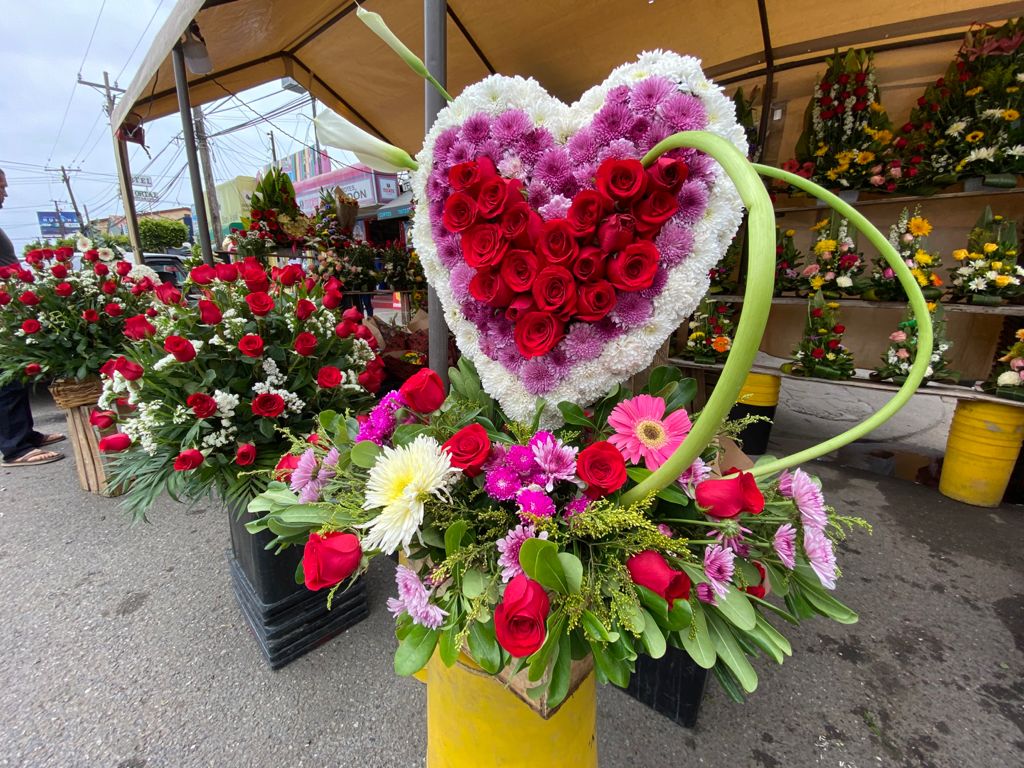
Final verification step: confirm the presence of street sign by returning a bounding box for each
[134,189,160,203]
[36,211,80,238]
[131,174,153,187]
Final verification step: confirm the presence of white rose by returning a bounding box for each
[997,371,1020,387]
[836,276,853,288]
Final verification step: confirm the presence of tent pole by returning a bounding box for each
[755,0,774,163]
[425,0,449,387]
[172,41,215,266]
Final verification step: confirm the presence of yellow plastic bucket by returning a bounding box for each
[426,655,598,768]
[940,400,1024,507]
[736,372,781,407]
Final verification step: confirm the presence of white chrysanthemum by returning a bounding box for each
[128,263,160,283]
[360,435,459,555]
[998,370,1021,387]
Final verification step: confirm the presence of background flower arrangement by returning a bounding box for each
[100,258,377,518]
[987,327,1024,399]
[867,207,943,301]
[248,359,867,705]
[784,292,855,380]
[230,168,311,257]
[0,237,159,385]
[774,225,803,295]
[682,298,735,363]
[873,303,956,384]
[802,215,864,296]
[947,207,1021,304]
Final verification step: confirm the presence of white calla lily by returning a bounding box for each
[314,110,418,173]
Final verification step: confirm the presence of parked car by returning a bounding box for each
[143,252,186,286]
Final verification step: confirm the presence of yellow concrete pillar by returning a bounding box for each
[940,400,1024,507]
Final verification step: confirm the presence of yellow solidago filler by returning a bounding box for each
[814,239,838,254]
[815,144,829,157]
[812,218,830,232]
[1004,109,1020,121]
[810,275,826,290]
[1016,328,1024,341]
[984,242,999,254]
[914,251,932,266]
[965,131,985,143]
[908,217,932,237]
[785,229,796,237]
[965,86,983,97]
[856,151,876,164]
[952,249,969,261]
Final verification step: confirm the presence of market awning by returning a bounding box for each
[376,190,413,221]
[112,0,1019,156]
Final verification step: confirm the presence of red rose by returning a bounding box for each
[235,443,257,466]
[89,409,116,429]
[322,290,343,310]
[400,368,446,413]
[633,189,680,235]
[500,202,539,245]
[294,332,318,356]
[164,335,196,362]
[98,433,132,453]
[82,309,100,323]
[113,356,144,381]
[833,324,846,334]
[342,307,363,323]
[18,291,40,306]
[566,190,611,238]
[155,282,182,305]
[198,300,222,325]
[21,319,40,334]
[572,246,606,282]
[317,366,342,388]
[240,260,270,292]
[494,573,550,657]
[251,392,286,418]
[24,363,42,377]
[596,158,647,203]
[448,156,497,193]
[469,268,514,308]
[173,449,204,471]
[124,315,156,340]
[810,307,823,318]
[827,339,840,350]
[627,551,691,607]
[461,223,509,269]
[275,453,300,482]
[82,249,99,263]
[358,366,385,394]
[0,291,9,305]
[296,299,316,321]
[94,263,109,277]
[101,280,118,295]
[646,156,689,193]
[514,311,564,359]
[245,291,275,316]
[575,280,617,322]
[608,241,660,292]
[303,532,363,591]
[190,265,217,284]
[442,191,478,232]
[597,213,637,254]
[531,266,576,318]
[335,319,357,339]
[537,219,578,265]
[577,441,627,499]
[811,347,825,359]
[694,471,765,519]
[186,392,217,419]
[275,263,304,287]
[238,334,265,358]
[442,423,491,477]
[104,303,123,317]
[55,247,73,262]
[215,263,238,282]
[745,561,769,599]
[499,249,540,293]
[504,294,535,323]
[50,264,68,279]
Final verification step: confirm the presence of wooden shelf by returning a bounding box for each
[772,186,1024,214]
[708,294,1024,317]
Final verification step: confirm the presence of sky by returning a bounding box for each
[0,0,335,251]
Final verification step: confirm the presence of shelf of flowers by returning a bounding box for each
[771,184,1024,215]
[709,294,1024,317]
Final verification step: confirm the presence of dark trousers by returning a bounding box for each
[0,381,42,461]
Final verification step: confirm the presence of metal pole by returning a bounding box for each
[171,42,214,266]
[311,96,322,175]
[268,131,278,164]
[425,0,449,386]
[193,105,223,244]
[104,71,144,263]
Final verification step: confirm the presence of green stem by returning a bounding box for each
[749,165,933,477]
[619,131,776,506]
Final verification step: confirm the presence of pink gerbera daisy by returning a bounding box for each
[607,395,691,469]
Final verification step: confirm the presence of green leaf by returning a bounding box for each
[394,624,439,676]
[392,423,429,446]
[518,538,569,593]
[439,624,461,667]
[639,608,667,659]
[527,613,565,681]
[467,619,501,674]
[557,401,594,428]
[625,467,692,506]
[349,440,381,468]
[755,613,793,657]
[784,587,817,621]
[794,571,859,624]
[745,622,784,664]
[419,526,445,550]
[444,520,469,557]
[712,662,747,703]
[665,378,698,413]
[646,365,682,395]
[589,639,631,688]
[546,633,572,709]
[581,610,619,644]
[317,409,338,433]
[556,552,583,594]
[763,561,790,597]
[461,568,486,599]
[681,601,716,669]
[714,584,757,631]
[706,610,758,693]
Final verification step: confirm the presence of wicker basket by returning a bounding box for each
[47,377,119,495]
[48,378,103,410]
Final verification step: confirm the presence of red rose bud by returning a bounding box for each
[399,368,446,413]
[155,282,182,305]
[448,156,497,193]
[476,176,514,219]
[358,367,385,394]
[189,265,216,284]
[634,188,680,235]
[235,443,257,466]
[113,356,145,381]
[322,290,343,309]
[275,453,300,482]
[100,280,117,295]
[186,392,217,419]
[82,309,100,323]
[304,276,318,292]
[811,347,826,359]
[0,291,9,305]
[354,324,374,342]
[566,189,611,237]
[627,550,691,607]
[514,311,564,359]
[293,332,318,356]
[572,246,606,282]
[469,268,514,308]
[501,202,541,246]
[695,471,765,519]
[608,241,660,292]
[94,263,109,277]
[442,423,491,477]
[214,262,238,282]
[19,291,40,305]
[123,315,156,340]
[115,261,132,277]
[89,409,116,430]
[245,291,275,316]
[334,319,357,339]
[98,433,132,453]
[573,281,617,322]
[596,157,648,203]
[145,308,157,318]
[317,366,343,388]
[24,363,42,377]
[461,223,509,269]
[810,308,824,318]
[646,156,689,193]
[494,574,550,657]
[173,449,204,471]
[198,299,222,325]
[105,303,123,317]
[50,264,68,279]
[251,392,286,418]
[342,307,363,323]
[21,319,40,334]
[537,219,579,265]
[303,532,363,591]
[295,299,316,321]
[597,213,637,254]
[442,191,478,232]
[240,260,270,292]
[833,324,845,334]
[577,441,628,499]
[237,334,265,358]
[164,335,197,362]
[82,249,99,262]
[276,263,304,287]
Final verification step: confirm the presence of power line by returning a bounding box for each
[77,0,108,77]
[114,0,166,85]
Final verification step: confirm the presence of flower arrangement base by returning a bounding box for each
[426,653,597,767]
[227,507,369,669]
[47,378,119,496]
[968,294,1007,307]
[623,644,710,728]
[963,174,1019,192]
[939,401,1024,508]
[996,387,1024,403]
[729,373,781,455]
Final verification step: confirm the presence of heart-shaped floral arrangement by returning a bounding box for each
[412,52,747,424]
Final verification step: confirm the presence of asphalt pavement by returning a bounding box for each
[0,391,1020,767]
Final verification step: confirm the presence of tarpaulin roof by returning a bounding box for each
[114,0,1022,155]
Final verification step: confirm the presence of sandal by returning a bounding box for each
[36,433,66,447]
[2,448,65,467]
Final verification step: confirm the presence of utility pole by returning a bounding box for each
[192,105,222,243]
[52,200,67,237]
[51,166,86,232]
[267,130,277,164]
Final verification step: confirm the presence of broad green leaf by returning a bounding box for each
[317,410,338,432]
[349,440,380,468]
[755,613,792,657]
[715,585,757,631]
[589,640,631,688]
[444,520,469,557]
[467,619,501,673]
[795,572,859,624]
[394,624,438,676]
[581,610,618,644]
[439,624,460,667]
[681,601,716,669]
[555,552,583,594]
[706,611,758,693]
[746,593,800,625]
[518,538,569,593]
[784,587,817,620]
[646,365,682,395]
[667,597,693,631]
[527,613,565,681]
[712,662,747,703]
[763,561,791,596]
[392,423,430,446]
[639,608,667,659]
[546,633,572,709]
[745,622,784,664]
[461,568,486,599]
[557,401,594,428]
[419,526,446,549]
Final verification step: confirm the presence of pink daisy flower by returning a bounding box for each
[773,523,797,570]
[496,524,549,582]
[607,395,692,469]
[803,528,837,590]
[779,469,828,531]
[703,544,735,599]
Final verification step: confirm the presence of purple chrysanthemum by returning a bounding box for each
[640,267,670,300]
[640,122,673,153]
[696,582,716,604]
[356,391,405,445]
[657,523,674,538]
[779,469,828,531]
[658,92,707,132]
[496,524,548,582]
[427,171,448,199]
[290,449,318,494]
[656,222,695,269]
[517,487,556,519]
[703,544,735,599]
[483,442,507,472]
[314,447,340,487]
[803,528,837,590]
[606,84,631,105]
[611,291,654,327]
[516,127,554,163]
[597,138,638,163]
[485,466,522,501]
[676,180,709,223]
[539,195,572,221]
[298,479,323,504]
[531,434,578,491]
[449,262,475,304]
[505,445,537,475]
[567,127,599,164]
[529,431,555,447]
[445,140,476,166]
[491,109,532,144]
[522,357,561,395]
[476,139,503,163]
[526,180,553,208]
[593,102,635,145]
[498,154,527,181]
[436,234,463,269]
[535,147,573,194]
[434,128,459,161]
[564,497,590,518]
[774,523,797,570]
[387,565,448,629]
[630,76,677,116]
[562,322,604,363]
[711,525,752,557]
[461,113,492,144]
[676,457,713,499]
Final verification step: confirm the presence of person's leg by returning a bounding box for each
[0,381,36,461]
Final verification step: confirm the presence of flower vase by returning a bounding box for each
[47,377,119,496]
[226,501,369,669]
[426,652,597,767]
[623,643,710,728]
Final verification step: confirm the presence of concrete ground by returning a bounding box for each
[0,393,1020,768]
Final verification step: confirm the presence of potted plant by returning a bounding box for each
[873,303,957,385]
[802,214,864,298]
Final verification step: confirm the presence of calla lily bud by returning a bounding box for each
[356,6,452,101]
[315,109,419,173]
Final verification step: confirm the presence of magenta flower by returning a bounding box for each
[356,391,405,445]
[711,525,751,557]
[696,583,716,604]
[608,395,692,469]
[496,524,549,582]
[517,488,556,519]
[773,523,797,570]
[530,434,578,491]
[387,565,448,629]
[803,528,837,590]
[290,448,318,495]
[564,497,590,518]
[779,469,828,531]
[657,523,674,538]
[485,466,522,501]
[703,544,735,599]
[505,445,539,476]
[677,456,713,499]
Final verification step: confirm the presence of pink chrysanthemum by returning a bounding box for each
[696,582,716,604]
[657,523,674,538]
[711,525,751,557]
[677,457,713,498]
[703,544,735,599]
[773,523,797,570]
[538,195,572,221]
[779,469,828,531]
[611,292,654,328]
[496,524,549,582]
[485,466,522,501]
[387,565,448,629]
[290,449,318,494]
[530,434,578,491]
[608,395,692,470]
[803,528,837,590]
[517,488,556,519]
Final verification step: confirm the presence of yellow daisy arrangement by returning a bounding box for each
[870,207,944,301]
[948,208,1022,305]
[802,213,864,297]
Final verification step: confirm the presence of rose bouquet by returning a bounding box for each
[0,237,160,385]
[249,359,867,705]
[784,293,855,380]
[948,207,1022,304]
[315,241,382,293]
[99,257,379,519]
[987,327,1024,399]
[682,298,735,363]
[873,303,955,384]
[231,167,310,256]
[802,215,864,296]
[774,225,803,295]
[868,208,944,301]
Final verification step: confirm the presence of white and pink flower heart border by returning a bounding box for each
[411,51,747,424]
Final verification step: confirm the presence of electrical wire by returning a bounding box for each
[114,0,166,85]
